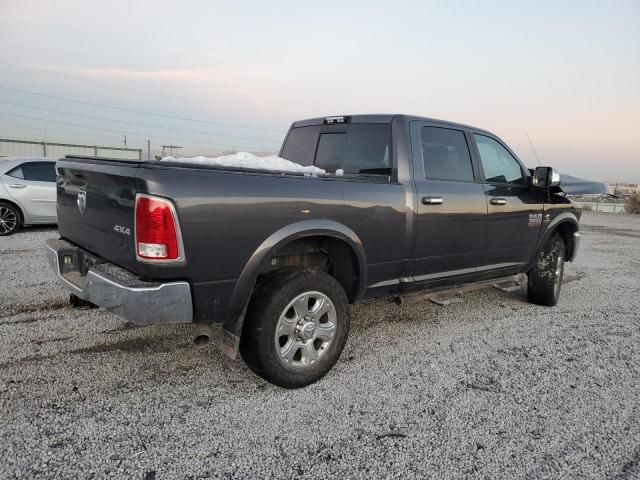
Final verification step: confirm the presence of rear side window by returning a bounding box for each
[280,126,320,167]
[281,124,392,176]
[6,166,25,179]
[474,134,524,184]
[7,162,56,182]
[420,127,474,182]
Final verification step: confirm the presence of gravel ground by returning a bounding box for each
[1,212,639,479]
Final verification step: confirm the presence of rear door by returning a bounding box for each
[410,122,487,283]
[2,161,57,222]
[470,132,544,270]
[281,121,407,289]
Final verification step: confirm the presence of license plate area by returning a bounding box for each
[58,247,103,288]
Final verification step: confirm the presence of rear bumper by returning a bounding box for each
[45,238,193,325]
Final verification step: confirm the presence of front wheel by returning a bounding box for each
[527,233,565,306]
[240,270,350,388]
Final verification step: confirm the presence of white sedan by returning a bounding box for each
[0,157,57,236]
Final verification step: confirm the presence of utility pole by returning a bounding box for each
[147,139,151,161]
[123,135,127,148]
[162,145,182,157]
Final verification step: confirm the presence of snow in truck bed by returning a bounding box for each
[161,152,326,175]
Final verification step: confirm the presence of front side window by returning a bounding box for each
[420,127,474,182]
[7,162,56,182]
[474,134,524,184]
[281,124,391,176]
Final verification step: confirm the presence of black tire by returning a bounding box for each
[0,202,22,236]
[527,233,565,306]
[240,269,351,388]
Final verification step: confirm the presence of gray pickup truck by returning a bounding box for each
[46,114,582,388]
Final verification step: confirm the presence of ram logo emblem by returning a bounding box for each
[77,190,87,215]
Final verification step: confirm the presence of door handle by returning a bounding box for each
[490,198,507,205]
[9,184,27,189]
[422,196,444,205]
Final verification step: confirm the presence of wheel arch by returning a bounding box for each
[223,220,367,339]
[555,221,579,261]
[529,213,579,269]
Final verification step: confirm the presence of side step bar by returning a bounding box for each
[393,274,525,306]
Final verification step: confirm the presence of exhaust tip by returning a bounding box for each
[192,324,212,348]
[193,334,211,347]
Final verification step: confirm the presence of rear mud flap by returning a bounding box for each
[210,323,241,360]
[222,329,240,359]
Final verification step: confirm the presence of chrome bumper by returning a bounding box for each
[569,232,581,262]
[45,238,193,325]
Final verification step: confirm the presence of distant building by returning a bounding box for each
[610,183,640,196]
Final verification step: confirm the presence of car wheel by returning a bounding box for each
[527,232,565,306]
[0,202,21,236]
[240,269,351,388]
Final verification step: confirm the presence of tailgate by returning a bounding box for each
[56,157,140,272]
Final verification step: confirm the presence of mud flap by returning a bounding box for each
[221,329,240,360]
[210,323,241,360]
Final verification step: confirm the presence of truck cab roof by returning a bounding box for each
[291,114,494,136]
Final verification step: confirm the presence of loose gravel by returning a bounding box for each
[1,212,639,479]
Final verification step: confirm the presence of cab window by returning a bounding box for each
[280,126,319,167]
[314,124,391,176]
[281,124,392,177]
[474,134,524,184]
[421,127,474,182]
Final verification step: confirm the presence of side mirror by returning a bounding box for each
[533,166,560,187]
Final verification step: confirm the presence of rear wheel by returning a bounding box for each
[527,233,565,306]
[0,202,21,236]
[240,270,350,388]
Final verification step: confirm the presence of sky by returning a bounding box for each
[0,0,638,182]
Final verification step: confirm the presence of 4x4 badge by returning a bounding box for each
[77,190,87,214]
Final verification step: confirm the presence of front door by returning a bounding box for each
[470,133,544,270]
[410,122,487,283]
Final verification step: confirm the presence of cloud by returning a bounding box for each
[40,64,280,101]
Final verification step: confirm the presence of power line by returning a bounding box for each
[0,85,285,133]
[0,126,270,157]
[0,61,196,101]
[0,111,272,151]
[0,100,281,144]
[0,125,124,142]
[0,122,125,143]
[0,119,257,153]
[0,130,268,158]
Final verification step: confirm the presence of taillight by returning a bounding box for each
[135,194,184,262]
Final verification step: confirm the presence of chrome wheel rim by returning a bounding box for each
[0,206,17,234]
[274,291,337,369]
[553,253,563,296]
